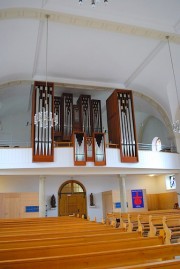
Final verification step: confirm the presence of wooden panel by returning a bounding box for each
[73,105,81,132]
[147,194,159,210]
[102,191,113,220]
[106,89,138,163]
[59,193,86,217]
[147,192,178,210]
[61,93,73,141]
[106,90,120,145]
[4,196,20,219]
[158,192,178,210]
[20,193,39,218]
[59,194,67,216]
[0,193,39,219]
[54,96,61,135]
[78,95,92,137]
[91,99,102,133]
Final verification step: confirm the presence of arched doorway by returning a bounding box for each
[58,180,87,217]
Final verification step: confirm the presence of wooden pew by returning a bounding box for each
[107,259,180,269]
[0,243,179,269]
[163,216,180,244]
[106,210,180,231]
[0,233,148,249]
[138,212,180,237]
[0,231,141,249]
[0,228,138,241]
[0,236,164,261]
[0,216,87,228]
[0,223,121,236]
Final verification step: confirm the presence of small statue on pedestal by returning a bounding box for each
[90,193,95,206]
[50,194,56,208]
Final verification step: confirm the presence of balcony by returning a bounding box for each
[0,139,179,175]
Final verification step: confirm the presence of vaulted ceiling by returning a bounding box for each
[0,0,180,126]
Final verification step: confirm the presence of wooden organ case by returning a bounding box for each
[32,82,105,165]
[78,95,92,137]
[61,93,73,141]
[54,96,61,140]
[32,81,55,162]
[106,89,138,163]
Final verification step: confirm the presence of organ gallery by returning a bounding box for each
[32,82,138,164]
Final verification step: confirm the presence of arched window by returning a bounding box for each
[59,180,85,195]
[152,137,161,152]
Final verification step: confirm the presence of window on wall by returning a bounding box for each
[73,183,84,193]
[152,137,161,152]
[166,175,176,190]
[61,181,84,194]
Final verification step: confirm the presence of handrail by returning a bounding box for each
[138,143,177,153]
[0,139,177,153]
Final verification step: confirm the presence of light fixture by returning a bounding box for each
[79,0,108,7]
[166,36,180,133]
[45,14,49,92]
[45,15,58,128]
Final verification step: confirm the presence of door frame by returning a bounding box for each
[58,180,87,217]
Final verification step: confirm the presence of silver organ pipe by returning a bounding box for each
[33,82,55,161]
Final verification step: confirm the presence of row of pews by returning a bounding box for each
[106,209,180,244]
[0,214,180,268]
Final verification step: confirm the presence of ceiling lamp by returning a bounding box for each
[166,36,180,133]
[79,0,108,7]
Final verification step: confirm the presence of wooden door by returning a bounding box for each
[102,191,113,220]
[59,193,86,217]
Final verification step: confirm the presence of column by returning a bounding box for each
[39,176,46,217]
[118,175,128,212]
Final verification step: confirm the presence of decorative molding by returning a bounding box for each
[0,8,180,43]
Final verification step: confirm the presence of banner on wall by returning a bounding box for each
[131,189,144,208]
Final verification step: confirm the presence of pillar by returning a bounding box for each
[118,175,128,212]
[39,176,46,217]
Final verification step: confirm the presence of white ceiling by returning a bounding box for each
[0,0,180,124]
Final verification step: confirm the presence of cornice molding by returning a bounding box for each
[0,8,180,43]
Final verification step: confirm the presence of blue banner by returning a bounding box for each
[115,202,121,208]
[131,190,144,208]
[25,206,39,213]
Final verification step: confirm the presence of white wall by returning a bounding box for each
[0,175,39,192]
[1,173,180,220]
[141,116,169,146]
[1,111,31,146]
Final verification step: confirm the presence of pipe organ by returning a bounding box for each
[61,93,73,141]
[93,133,106,166]
[32,82,105,164]
[32,81,54,162]
[106,89,138,163]
[78,95,92,137]
[86,137,94,162]
[54,96,61,134]
[91,100,102,133]
[73,132,86,166]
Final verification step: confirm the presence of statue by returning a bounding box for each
[50,194,56,208]
[90,193,95,206]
